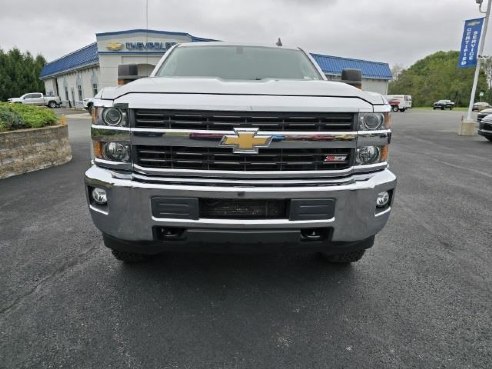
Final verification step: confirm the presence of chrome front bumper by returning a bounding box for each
[85,165,396,244]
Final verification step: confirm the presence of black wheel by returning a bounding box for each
[486,136,492,142]
[320,249,366,264]
[399,108,406,112]
[103,234,149,263]
[111,249,148,263]
[441,107,444,110]
[433,107,436,110]
[48,101,57,108]
[392,106,399,112]
[87,103,93,114]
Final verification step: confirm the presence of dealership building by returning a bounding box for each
[40,29,392,107]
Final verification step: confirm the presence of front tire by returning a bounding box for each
[111,249,148,263]
[486,136,492,142]
[103,234,150,263]
[320,249,366,264]
[392,106,399,112]
[48,101,57,108]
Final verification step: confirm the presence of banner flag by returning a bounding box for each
[458,18,484,68]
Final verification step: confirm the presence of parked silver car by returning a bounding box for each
[472,102,491,111]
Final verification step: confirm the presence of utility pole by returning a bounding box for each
[460,0,491,135]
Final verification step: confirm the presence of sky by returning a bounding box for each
[0,0,489,68]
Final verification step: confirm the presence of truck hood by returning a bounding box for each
[8,98,22,103]
[100,77,387,112]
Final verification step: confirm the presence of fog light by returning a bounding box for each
[92,187,107,205]
[376,191,390,208]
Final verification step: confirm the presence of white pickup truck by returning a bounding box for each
[85,43,396,264]
[8,92,61,108]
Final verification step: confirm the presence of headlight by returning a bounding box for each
[356,146,380,164]
[104,142,130,162]
[93,141,131,162]
[356,145,389,165]
[102,107,126,126]
[359,112,390,130]
[92,106,128,127]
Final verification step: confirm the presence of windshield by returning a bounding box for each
[155,45,322,80]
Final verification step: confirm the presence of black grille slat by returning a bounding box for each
[199,199,287,219]
[134,110,354,131]
[135,146,351,171]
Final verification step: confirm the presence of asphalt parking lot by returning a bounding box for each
[0,110,490,369]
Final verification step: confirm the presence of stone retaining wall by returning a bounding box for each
[0,125,72,179]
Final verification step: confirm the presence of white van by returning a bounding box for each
[385,95,412,112]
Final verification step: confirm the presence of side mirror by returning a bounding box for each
[341,69,362,89]
[118,64,139,85]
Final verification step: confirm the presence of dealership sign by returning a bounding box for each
[106,41,176,52]
[458,18,484,68]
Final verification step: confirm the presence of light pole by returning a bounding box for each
[460,0,492,135]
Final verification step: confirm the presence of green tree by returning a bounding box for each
[0,47,46,102]
[388,51,488,107]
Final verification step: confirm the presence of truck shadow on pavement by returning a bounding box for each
[109,250,362,297]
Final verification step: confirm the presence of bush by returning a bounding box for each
[0,109,26,131]
[0,102,58,131]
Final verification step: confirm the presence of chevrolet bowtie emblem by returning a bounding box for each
[220,128,272,154]
[467,20,481,27]
[106,42,124,51]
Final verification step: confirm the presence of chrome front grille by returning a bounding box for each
[135,146,352,171]
[133,110,355,131]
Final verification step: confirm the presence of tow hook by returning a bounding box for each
[301,229,324,241]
